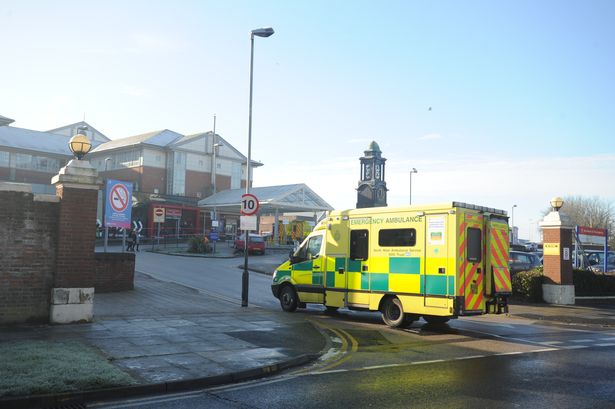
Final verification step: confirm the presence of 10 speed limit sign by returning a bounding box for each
[241,193,260,215]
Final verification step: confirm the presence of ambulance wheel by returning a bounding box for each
[325,306,339,314]
[280,285,298,312]
[381,297,406,328]
[423,315,450,325]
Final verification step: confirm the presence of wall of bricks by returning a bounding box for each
[94,253,135,293]
[0,181,136,324]
[0,189,59,324]
[543,227,573,285]
[54,186,98,289]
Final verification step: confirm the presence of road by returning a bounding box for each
[94,250,615,408]
[95,348,615,409]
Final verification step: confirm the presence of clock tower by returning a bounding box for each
[356,141,388,208]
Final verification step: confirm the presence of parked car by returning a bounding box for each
[234,234,266,255]
[587,251,615,273]
[509,250,542,275]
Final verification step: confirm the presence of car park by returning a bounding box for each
[234,234,266,255]
[509,250,542,275]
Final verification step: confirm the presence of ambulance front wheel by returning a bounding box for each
[280,285,298,312]
[381,297,407,328]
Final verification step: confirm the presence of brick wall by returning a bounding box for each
[543,227,573,285]
[94,253,135,293]
[0,187,59,324]
[54,186,98,288]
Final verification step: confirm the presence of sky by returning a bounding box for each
[1,0,614,240]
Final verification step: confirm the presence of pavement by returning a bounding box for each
[1,249,615,408]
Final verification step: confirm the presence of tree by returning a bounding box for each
[544,196,615,248]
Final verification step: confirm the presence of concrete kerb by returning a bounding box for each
[0,354,320,409]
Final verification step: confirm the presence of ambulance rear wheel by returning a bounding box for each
[381,297,405,328]
[280,285,298,312]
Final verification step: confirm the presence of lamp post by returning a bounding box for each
[103,157,112,252]
[409,168,417,205]
[242,26,274,308]
[511,204,517,245]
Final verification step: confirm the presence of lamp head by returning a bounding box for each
[252,27,275,38]
[411,168,417,173]
[68,133,92,160]
[550,197,564,212]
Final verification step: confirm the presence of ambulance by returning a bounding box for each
[271,202,511,327]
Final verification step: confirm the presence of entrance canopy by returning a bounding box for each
[197,184,333,214]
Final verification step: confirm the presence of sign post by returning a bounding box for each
[104,180,133,252]
[153,207,165,247]
[241,193,260,307]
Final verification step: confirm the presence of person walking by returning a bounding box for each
[126,229,135,252]
[134,229,141,252]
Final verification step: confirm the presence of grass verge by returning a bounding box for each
[0,340,136,398]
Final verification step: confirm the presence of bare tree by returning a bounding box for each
[544,196,614,247]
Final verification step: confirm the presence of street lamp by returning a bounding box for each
[511,204,517,245]
[409,168,417,205]
[103,157,112,253]
[242,26,274,308]
[550,196,564,212]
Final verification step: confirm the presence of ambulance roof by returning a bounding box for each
[329,202,507,217]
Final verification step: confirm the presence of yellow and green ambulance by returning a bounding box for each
[271,202,511,327]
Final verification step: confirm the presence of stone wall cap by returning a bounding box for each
[0,182,32,193]
[33,194,60,203]
[539,210,573,228]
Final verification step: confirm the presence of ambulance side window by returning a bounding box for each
[379,228,416,247]
[467,228,482,262]
[350,229,369,260]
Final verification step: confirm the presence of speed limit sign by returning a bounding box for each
[241,193,260,216]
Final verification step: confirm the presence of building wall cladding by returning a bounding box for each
[0,189,59,324]
[94,253,135,292]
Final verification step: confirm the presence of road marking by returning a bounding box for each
[571,339,595,343]
[542,341,563,345]
[595,343,615,347]
[599,337,615,341]
[563,345,588,349]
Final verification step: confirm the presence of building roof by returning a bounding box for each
[198,184,333,213]
[0,125,72,156]
[90,129,184,153]
[47,121,110,143]
[0,115,15,126]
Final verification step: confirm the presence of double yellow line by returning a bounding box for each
[304,319,359,373]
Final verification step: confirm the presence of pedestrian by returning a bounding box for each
[134,229,141,252]
[126,229,135,252]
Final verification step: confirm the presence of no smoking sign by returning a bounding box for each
[109,184,130,212]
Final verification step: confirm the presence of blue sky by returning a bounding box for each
[1,0,614,240]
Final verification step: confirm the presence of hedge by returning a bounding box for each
[511,267,615,301]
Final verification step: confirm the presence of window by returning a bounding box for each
[467,227,482,262]
[296,234,323,261]
[0,151,9,167]
[350,229,369,260]
[379,228,416,247]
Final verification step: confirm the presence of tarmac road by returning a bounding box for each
[94,347,615,409]
[134,249,282,308]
